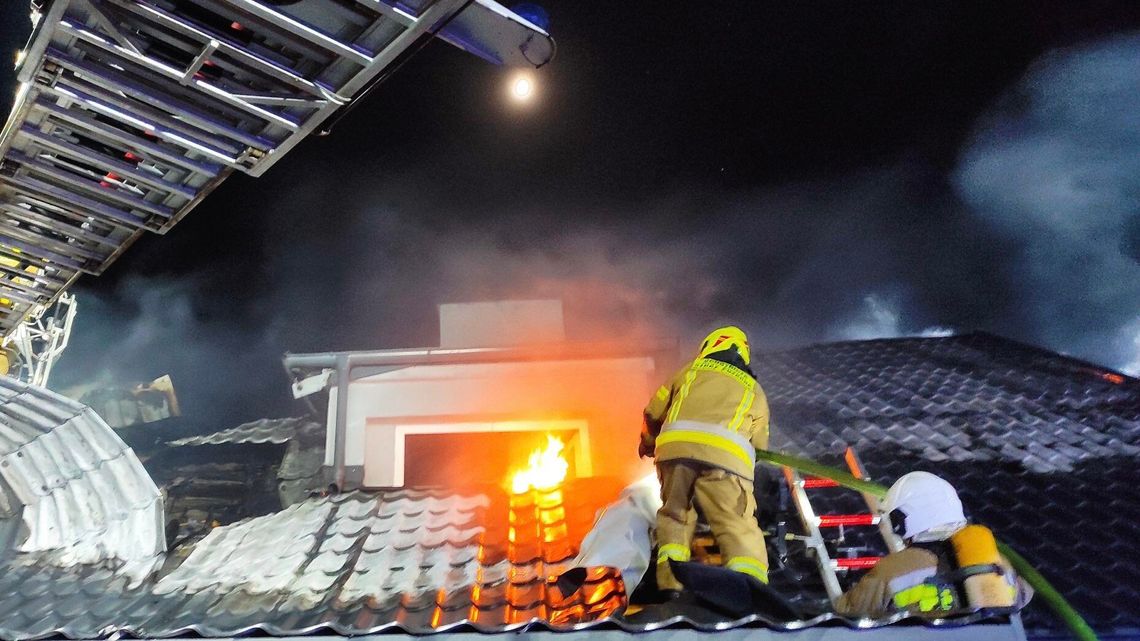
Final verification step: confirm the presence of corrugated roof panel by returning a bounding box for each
[0,475,1022,639]
[168,416,320,447]
[0,484,627,639]
[0,376,163,566]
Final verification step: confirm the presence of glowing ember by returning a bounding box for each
[510,435,569,494]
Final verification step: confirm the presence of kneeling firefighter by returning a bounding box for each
[835,472,1033,618]
[640,326,771,594]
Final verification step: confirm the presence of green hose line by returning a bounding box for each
[755,448,1098,641]
[996,543,1098,641]
[755,449,888,498]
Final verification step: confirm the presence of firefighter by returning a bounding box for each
[640,326,771,595]
[835,472,1032,618]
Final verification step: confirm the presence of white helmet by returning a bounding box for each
[883,472,967,543]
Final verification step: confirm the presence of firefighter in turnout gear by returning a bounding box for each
[640,326,771,593]
[835,472,1032,618]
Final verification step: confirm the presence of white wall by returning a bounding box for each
[332,357,656,487]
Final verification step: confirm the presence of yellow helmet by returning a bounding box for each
[698,326,750,365]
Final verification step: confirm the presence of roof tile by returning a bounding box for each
[755,333,1140,634]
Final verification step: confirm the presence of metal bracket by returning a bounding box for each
[3,291,77,387]
[292,368,333,399]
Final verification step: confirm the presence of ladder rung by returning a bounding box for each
[833,556,881,570]
[818,514,879,527]
[802,477,839,488]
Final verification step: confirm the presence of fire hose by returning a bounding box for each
[754,449,1098,641]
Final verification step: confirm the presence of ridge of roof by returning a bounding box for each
[764,331,1136,385]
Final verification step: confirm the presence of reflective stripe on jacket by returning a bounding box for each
[835,545,1028,618]
[644,356,769,480]
[834,548,946,618]
[889,568,956,613]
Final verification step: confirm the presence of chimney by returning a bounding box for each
[439,299,565,348]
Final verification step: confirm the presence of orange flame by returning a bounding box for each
[510,434,569,494]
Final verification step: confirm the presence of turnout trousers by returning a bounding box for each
[655,460,769,591]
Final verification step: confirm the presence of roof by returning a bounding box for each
[0,483,625,639]
[0,376,163,567]
[145,417,325,543]
[168,416,321,448]
[0,476,1020,639]
[2,331,1134,639]
[755,332,1140,637]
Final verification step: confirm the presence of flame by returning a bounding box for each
[510,434,569,494]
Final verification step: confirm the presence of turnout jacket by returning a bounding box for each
[834,545,1029,618]
[643,351,770,480]
[834,547,948,618]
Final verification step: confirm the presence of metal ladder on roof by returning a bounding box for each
[781,447,904,604]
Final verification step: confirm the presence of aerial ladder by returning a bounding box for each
[0,0,554,385]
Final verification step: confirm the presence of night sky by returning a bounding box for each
[1,2,1139,427]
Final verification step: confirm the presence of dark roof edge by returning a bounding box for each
[966,330,1138,384]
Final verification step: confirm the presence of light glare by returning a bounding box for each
[511,75,535,101]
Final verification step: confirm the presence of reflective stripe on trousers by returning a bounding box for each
[657,543,691,564]
[726,555,769,584]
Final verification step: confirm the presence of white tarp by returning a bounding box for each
[572,473,661,589]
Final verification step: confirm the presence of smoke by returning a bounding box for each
[59,164,965,426]
[954,32,1140,375]
[254,162,985,357]
[46,159,1074,426]
[831,294,902,341]
[53,276,290,427]
[1125,319,1140,375]
[829,294,958,342]
[49,34,1140,429]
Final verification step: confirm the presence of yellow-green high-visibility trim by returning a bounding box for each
[656,429,755,468]
[892,584,955,612]
[666,370,697,423]
[658,543,691,563]
[692,358,754,388]
[728,389,755,432]
[726,556,769,584]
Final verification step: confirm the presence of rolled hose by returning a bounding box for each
[755,449,1098,641]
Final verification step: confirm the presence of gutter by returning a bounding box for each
[282,339,679,372]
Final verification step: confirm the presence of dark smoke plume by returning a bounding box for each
[955,32,1140,375]
[51,32,1140,431]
